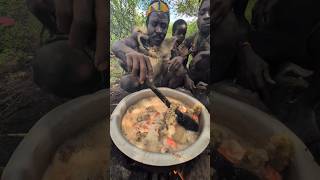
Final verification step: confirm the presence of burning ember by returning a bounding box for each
[212,126,294,180]
[172,169,184,180]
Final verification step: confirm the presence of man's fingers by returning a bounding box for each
[139,58,147,84]
[144,56,153,81]
[69,0,94,48]
[263,68,276,84]
[126,55,133,72]
[94,0,107,71]
[168,61,174,72]
[174,61,182,71]
[55,0,73,33]
[290,65,314,78]
[132,57,139,76]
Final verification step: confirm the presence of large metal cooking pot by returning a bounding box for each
[1,90,108,180]
[212,92,320,180]
[110,88,210,167]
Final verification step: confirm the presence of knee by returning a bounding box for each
[33,40,100,97]
[120,74,140,92]
[72,63,95,83]
[168,77,184,89]
[191,53,210,70]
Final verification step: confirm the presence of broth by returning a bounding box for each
[121,97,200,153]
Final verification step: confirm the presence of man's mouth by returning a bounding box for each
[202,23,210,28]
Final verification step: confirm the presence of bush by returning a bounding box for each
[0,0,42,65]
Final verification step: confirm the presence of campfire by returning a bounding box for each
[172,169,184,180]
[110,87,210,179]
[110,143,205,180]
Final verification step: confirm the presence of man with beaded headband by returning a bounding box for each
[112,0,195,93]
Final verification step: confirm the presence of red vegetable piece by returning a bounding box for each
[167,137,177,148]
[0,17,16,26]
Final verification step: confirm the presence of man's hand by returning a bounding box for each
[238,45,275,102]
[184,76,196,92]
[168,56,185,72]
[125,51,153,84]
[55,0,107,71]
[275,63,313,88]
[190,51,210,71]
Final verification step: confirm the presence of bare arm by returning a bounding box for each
[178,34,195,59]
[111,35,138,68]
[111,34,153,83]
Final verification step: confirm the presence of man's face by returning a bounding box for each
[147,12,169,46]
[212,0,232,27]
[197,0,210,35]
[173,24,187,45]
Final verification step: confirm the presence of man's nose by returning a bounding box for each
[203,11,210,21]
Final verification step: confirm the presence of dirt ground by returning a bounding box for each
[0,59,69,172]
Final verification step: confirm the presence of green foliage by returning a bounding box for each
[110,57,124,85]
[186,21,198,36]
[0,0,42,64]
[111,0,141,43]
[245,0,257,23]
[138,0,200,17]
[110,0,200,44]
[175,0,200,17]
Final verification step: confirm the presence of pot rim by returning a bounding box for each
[110,88,210,166]
[213,92,320,179]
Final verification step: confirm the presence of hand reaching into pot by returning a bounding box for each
[125,51,153,84]
[168,56,185,72]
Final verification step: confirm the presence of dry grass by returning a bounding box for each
[110,57,124,86]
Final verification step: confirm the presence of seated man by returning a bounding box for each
[178,0,210,85]
[112,0,191,93]
[210,0,276,101]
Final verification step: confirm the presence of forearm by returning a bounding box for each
[111,40,135,65]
